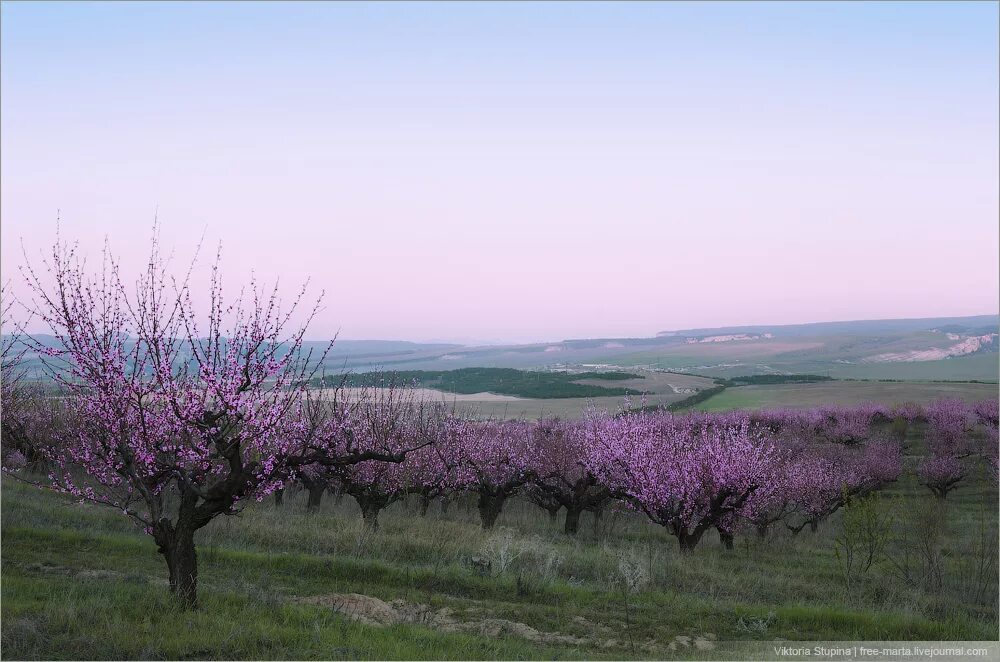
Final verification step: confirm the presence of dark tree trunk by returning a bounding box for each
[360,502,382,531]
[674,526,708,554]
[156,525,198,609]
[306,484,325,512]
[592,506,604,536]
[477,490,506,530]
[440,495,452,514]
[719,529,734,550]
[419,494,431,517]
[564,505,583,535]
[756,523,769,539]
[274,488,284,507]
[809,519,819,534]
[930,486,951,500]
[548,507,559,523]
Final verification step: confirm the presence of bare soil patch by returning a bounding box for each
[294,592,718,652]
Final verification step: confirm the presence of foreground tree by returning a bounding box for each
[15,235,425,608]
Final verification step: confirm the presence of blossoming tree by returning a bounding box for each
[450,419,538,529]
[532,418,613,535]
[584,410,782,552]
[18,236,427,607]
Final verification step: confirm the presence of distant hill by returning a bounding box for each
[657,315,1000,338]
[5,314,998,382]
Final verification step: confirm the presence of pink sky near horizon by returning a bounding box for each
[2,3,997,344]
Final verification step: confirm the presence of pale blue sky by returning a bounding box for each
[2,2,997,342]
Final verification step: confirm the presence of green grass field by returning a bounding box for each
[3,422,997,659]
[692,382,998,412]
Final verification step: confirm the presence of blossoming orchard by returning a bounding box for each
[1,237,997,612]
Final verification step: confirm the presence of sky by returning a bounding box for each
[2,1,997,344]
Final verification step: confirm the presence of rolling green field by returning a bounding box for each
[3,421,997,660]
[692,381,998,412]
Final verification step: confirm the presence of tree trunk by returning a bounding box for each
[718,529,734,550]
[564,505,583,535]
[592,506,604,536]
[547,507,558,524]
[419,494,431,517]
[756,523,769,539]
[361,502,381,531]
[809,519,819,534]
[478,491,506,530]
[157,527,198,609]
[675,527,707,554]
[440,495,452,514]
[274,488,284,507]
[306,484,325,512]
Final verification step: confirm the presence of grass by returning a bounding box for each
[692,381,997,412]
[3,425,998,659]
[3,573,570,661]
[821,354,1000,382]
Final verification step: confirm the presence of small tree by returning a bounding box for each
[784,439,900,535]
[450,419,537,530]
[816,404,885,445]
[917,455,967,500]
[524,485,563,523]
[532,418,612,535]
[334,382,447,530]
[833,493,894,591]
[585,410,781,552]
[0,287,54,471]
[916,398,979,500]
